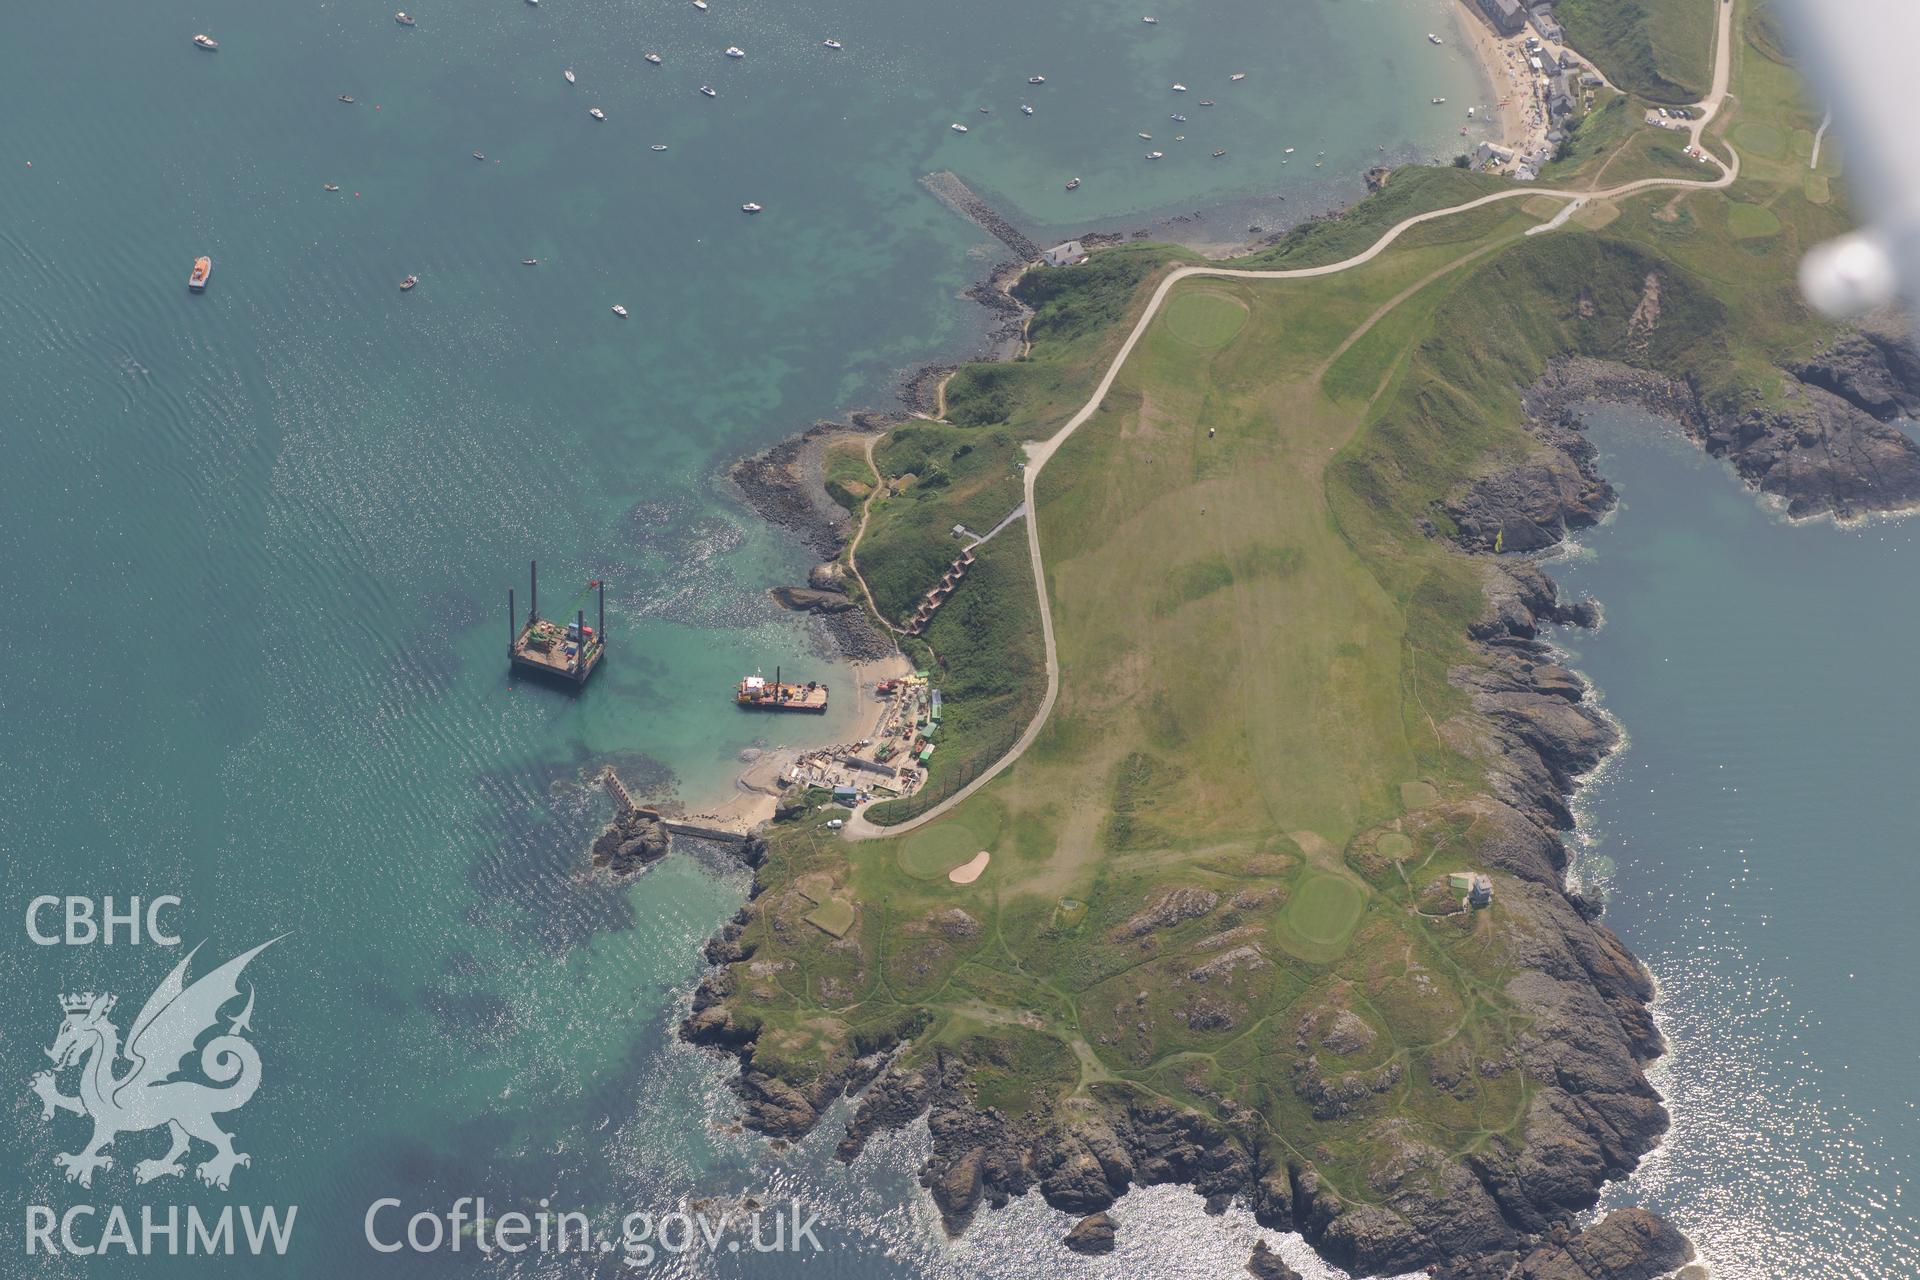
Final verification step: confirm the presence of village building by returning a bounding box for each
[1042,240,1087,267]
[1477,0,1528,35]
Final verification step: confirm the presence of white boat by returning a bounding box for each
[1230,72,1246,82]
[1431,97,1446,105]
[1171,82,1187,92]
[1213,149,1226,157]
[741,202,762,213]
[394,11,415,25]
[1198,99,1214,106]
[1145,150,1163,159]
[563,68,576,83]
[693,0,707,8]
[589,107,606,120]
[823,39,842,50]
[611,305,628,317]
[650,143,668,151]
[192,33,219,51]
[1170,113,1186,122]
[1467,106,1476,118]
[1427,32,1443,44]
[951,122,968,133]
[1284,146,1295,153]
[1020,104,1034,115]
[1065,177,1080,190]
[1138,132,1152,139]
[699,84,716,97]
[1142,15,1158,23]
[644,52,663,65]
[725,46,744,58]
[1029,75,1046,84]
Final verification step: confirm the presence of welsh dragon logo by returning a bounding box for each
[29,939,278,1191]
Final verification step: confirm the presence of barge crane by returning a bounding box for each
[508,560,605,689]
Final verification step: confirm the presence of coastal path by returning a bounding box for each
[844,9,1738,841]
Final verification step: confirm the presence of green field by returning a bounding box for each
[1728,201,1782,238]
[1161,289,1250,348]
[1558,0,1715,103]
[707,0,1854,1250]
[1274,873,1369,962]
[896,818,990,879]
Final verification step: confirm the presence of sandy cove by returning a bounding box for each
[1452,0,1606,162]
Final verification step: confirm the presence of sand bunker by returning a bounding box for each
[948,851,991,884]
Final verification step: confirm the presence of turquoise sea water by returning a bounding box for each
[1559,411,1920,1280]
[0,1,1496,1276]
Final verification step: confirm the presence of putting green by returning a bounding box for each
[1275,872,1368,963]
[1163,290,1249,349]
[898,821,987,879]
[1727,202,1781,239]
[1376,832,1412,859]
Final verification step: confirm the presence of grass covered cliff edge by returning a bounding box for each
[684,5,1920,1275]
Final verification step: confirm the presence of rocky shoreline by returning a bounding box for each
[1449,316,1920,549]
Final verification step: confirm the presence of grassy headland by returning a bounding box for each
[695,5,1865,1267]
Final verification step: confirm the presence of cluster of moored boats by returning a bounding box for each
[960,67,1253,186]
[181,12,1308,304]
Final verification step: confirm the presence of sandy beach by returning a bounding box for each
[1451,0,1604,166]
[675,649,913,833]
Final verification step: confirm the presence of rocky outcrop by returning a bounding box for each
[1516,1208,1696,1280]
[588,807,670,876]
[1789,314,1920,421]
[1245,1240,1303,1280]
[1063,1212,1117,1255]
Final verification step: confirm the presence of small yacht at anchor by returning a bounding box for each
[1138,132,1152,139]
[472,150,486,160]
[823,39,842,50]
[1427,32,1443,44]
[741,202,762,213]
[644,52,663,65]
[1198,99,1214,106]
[611,304,628,317]
[1230,72,1246,82]
[951,122,969,132]
[400,274,419,291]
[725,46,744,58]
[1431,97,1446,104]
[1142,16,1158,24]
[1145,150,1164,159]
[1029,75,1046,85]
[323,183,341,191]
[339,94,356,103]
[192,33,219,51]
[693,0,707,8]
[699,85,716,97]
[1170,113,1186,122]
[1020,104,1034,115]
[188,256,212,291]
[589,106,606,120]
[1171,82,1187,91]
[1065,177,1081,190]
[1213,149,1227,157]
[395,11,416,26]
[563,68,576,83]
[522,259,539,265]
[650,143,668,151]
